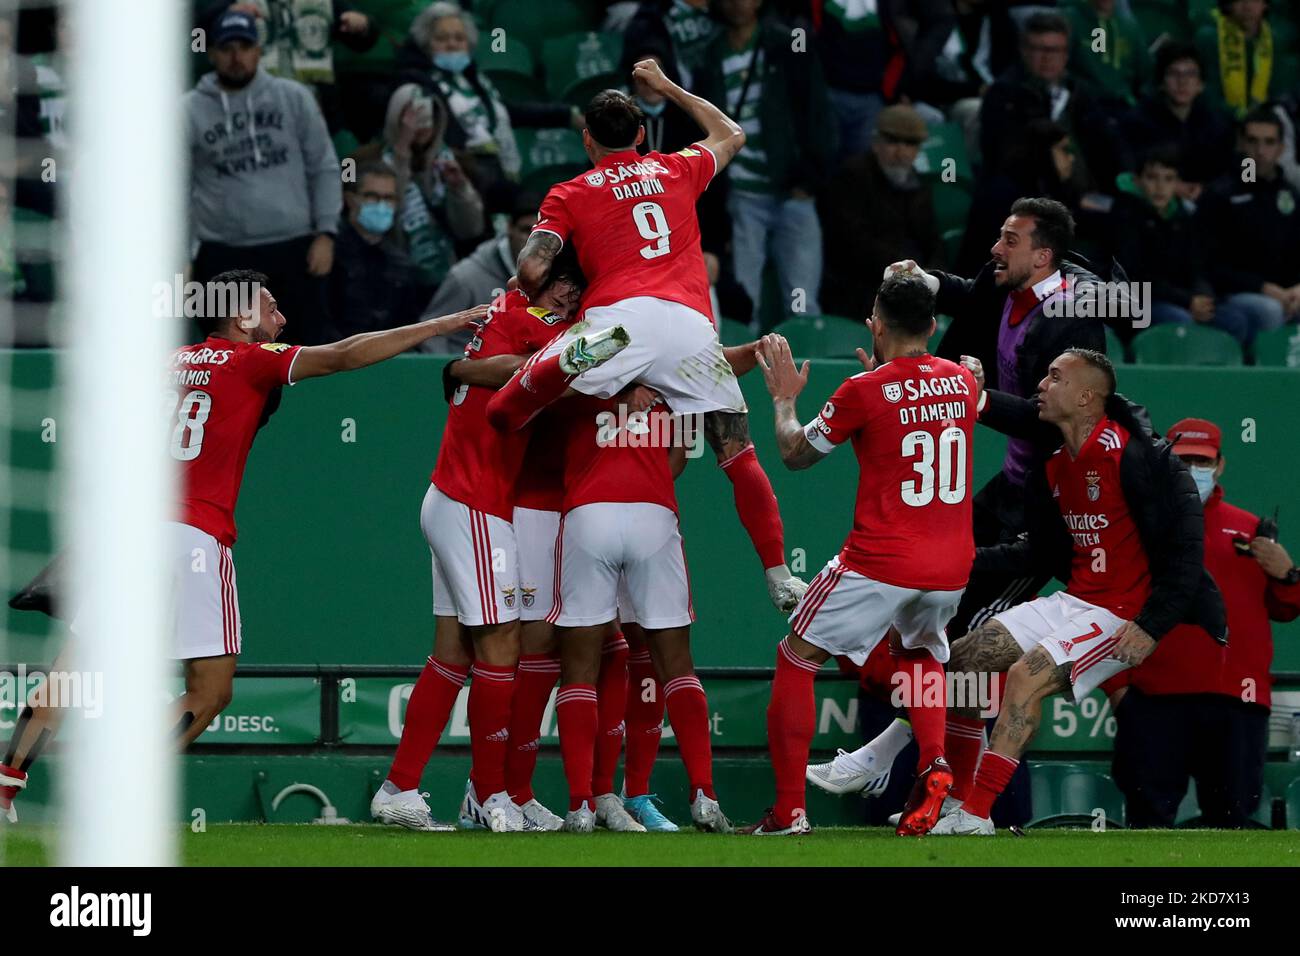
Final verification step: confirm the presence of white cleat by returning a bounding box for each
[767,571,810,613]
[519,798,564,832]
[559,325,630,375]
[929,806,995,836]
[595,792,646,832]
[460,783,525,832]
[888,794,962,827]
[370,782,456,832]
[563,801,597,833]
[689,789,734,833]
[481,791,526,832]
[806,749,892,797]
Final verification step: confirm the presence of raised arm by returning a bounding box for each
[291,305,488,381]
[631,58,745,171]
[516,231,562,299]
[723,341,760,377]
[756,334,827,471]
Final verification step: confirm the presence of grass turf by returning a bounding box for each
[4,825,1299,866]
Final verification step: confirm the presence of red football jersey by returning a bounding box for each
[514,412,566,513]
[803,354,977,590]
[532,144,717,318]
[1045,417,1152,619]
[560,396,677,514]
[169,336,302,546]
[432,291,574,520]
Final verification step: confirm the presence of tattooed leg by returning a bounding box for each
[947,621,1022,719]
[985,645,1070,761]
[704,410,791,574]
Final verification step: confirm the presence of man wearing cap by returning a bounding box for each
[820,104,943,318]
[1109,416,1300,828]
[187,8,342,344]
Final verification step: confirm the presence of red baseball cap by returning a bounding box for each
[1168,417,1221,459]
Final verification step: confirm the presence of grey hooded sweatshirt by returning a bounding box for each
[187,67,341,247]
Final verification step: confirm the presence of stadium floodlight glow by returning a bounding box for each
[61,0,183,866]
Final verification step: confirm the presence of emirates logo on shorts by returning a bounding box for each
[882,382,903,403]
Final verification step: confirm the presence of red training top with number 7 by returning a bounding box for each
[802,354,978,591]
[530,144,718,320]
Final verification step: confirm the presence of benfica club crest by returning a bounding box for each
[585,170,606,187]
[502,587,517,609]
[1085,470,1101,501]
[521,587,536,608]
[882,382,903,403]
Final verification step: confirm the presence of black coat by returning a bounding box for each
[1118,94,1235,187]
[976,389,1228,644]
[933,259,1110,396]
[820,152,944,318]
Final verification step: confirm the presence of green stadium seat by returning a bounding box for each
[932,184,973,236]
[488,0,595,60]
[476,39,538,104]
[332,128,361,161]
[773,315,870,359]
[1286,778,1300,829]
[1131,2,1193,45]
[334,0,422,73]
[513,126,588,194]
[914,121,972,186]
[1104,324,1130,364]
[717,317,754,347]
[1251,325,1300,368]
[542,32,624,109]
[1026,762,1127,829]
[1131,324,1243,366]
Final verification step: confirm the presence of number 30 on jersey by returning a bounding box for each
[901,427,967,506]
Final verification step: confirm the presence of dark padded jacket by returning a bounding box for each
[934,258,1111,398]
[974,389,1228,644]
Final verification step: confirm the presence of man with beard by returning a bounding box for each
[820,104,945,319]
[186,9,341,344]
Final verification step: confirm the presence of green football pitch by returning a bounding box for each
[4,825,1299,867]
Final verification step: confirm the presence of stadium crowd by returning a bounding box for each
[1,0,1298,359]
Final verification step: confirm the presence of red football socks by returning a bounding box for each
[467,662,515,800]
[664,674,715,799]
[719,445,786,570]
[556,683,599,810]
[485,350,576,432]
[965,750,1019,819]
[768,637,820,826]
[898,652,946,769]
[388,657,469,792]
[623,649,664,798]
[504,653,560,804]
[945,715,985,802]
[593,634,629,796]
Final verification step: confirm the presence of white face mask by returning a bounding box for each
[1189,464,1216,503]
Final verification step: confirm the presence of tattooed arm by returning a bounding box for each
[755,334,827,471]
[516,230,562,299]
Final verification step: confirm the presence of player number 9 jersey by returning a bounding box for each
[803,354,978,591]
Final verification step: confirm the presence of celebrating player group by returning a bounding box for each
[0,59,1221,841]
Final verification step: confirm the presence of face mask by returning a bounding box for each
[638,97,666,117]
[357,201,395,235]
[1189,464,1216,503]
[433,51,471,74]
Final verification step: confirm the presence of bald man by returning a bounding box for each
[916,347,1225,835]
